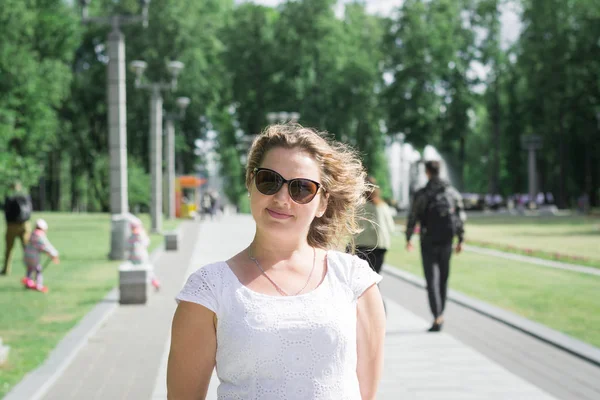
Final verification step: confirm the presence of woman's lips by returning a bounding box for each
[267,208,292,219]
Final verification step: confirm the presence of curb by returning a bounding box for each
[150,224,206,399]
[4,245,165,400]
[383,264,600,368]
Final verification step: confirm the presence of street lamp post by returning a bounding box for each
[164,97,190,220]
[79,0,150,260]
[131,60,185,233]
[521,135,543,209]
[394,133,407,210]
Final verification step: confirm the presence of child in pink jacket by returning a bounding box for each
[127,216,160,290]
[23,219,59,292]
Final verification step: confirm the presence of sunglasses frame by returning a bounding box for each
[252,167,325,204]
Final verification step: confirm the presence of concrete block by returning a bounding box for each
[109,214,131,260]
[118,263,150,305]
[164,230,180,251]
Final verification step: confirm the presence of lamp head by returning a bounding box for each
[167,61,184,78]
[176,97,190,111]
[266,112,278,124]
[277,112,289,122]
[129,60,147,84]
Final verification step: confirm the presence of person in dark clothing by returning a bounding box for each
[405,161,465,332]
[2,182,33,276]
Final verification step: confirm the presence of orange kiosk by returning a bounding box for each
[175,175,206,218]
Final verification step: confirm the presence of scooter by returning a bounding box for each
[22,258,52,293]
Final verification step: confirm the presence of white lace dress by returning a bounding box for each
[176,250,382,400]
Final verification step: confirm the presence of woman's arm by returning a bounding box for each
[383,204,396,236]
[167,301,217,400]
[356,284,386,400]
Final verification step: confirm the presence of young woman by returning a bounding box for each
[354,176,395,275]
[167,124,386,400]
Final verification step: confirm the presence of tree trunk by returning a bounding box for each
[558,112,567,208]
[585,139,594,206]
[48,151,60,211]
[459,134,466,192]
[488,86,501,195]
[70,157,79,212]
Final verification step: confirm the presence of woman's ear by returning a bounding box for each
[317,193,329,218]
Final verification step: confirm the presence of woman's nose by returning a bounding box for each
[273,183,291,203]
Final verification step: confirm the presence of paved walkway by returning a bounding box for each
[8,214,573,399]
[35,221,203,400]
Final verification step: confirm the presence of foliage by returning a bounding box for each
[127,156,150,212]
[0,0,80,196]
[1,0,599,210]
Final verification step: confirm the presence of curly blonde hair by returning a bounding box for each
[245,123,371,250]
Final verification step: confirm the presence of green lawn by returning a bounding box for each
[395,215,600,268]
[387,234,600,348]
[0,213,179,397]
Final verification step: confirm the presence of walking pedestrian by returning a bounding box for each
[168,123,386,399]
[405,160,465,332]
[2,181,33,276]
[354,176,395,274]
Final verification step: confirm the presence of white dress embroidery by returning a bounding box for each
[176,250,382,400]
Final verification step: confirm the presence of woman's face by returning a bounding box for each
[250,147,327,238]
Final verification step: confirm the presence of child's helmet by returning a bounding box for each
[127,213,143,229]
[36,219,48,231]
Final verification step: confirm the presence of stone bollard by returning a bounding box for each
[0,337,10,366]
[164,229,180,251]
[118,262,150,305]
[110,214,131,260]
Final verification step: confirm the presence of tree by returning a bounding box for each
[384,0,478,189]
[221,3,279,137]
[0,0,80,198]
[515,0,600,206]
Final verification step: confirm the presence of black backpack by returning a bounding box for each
[5,195,32,223]
[424,186,456,244]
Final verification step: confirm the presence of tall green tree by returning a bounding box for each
[221,3,279,137]
[384,0,478,189]
[515,0,600,206]
[0,0,80,198]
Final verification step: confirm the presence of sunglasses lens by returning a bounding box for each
[289,179,318,204]
[255,170,282,195]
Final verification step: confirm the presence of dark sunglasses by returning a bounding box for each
[253,168,325,204]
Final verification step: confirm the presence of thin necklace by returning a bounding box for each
[249,247,316,296]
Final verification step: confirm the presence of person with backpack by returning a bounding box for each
[2,182,33,276]
[405,161,465,332]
